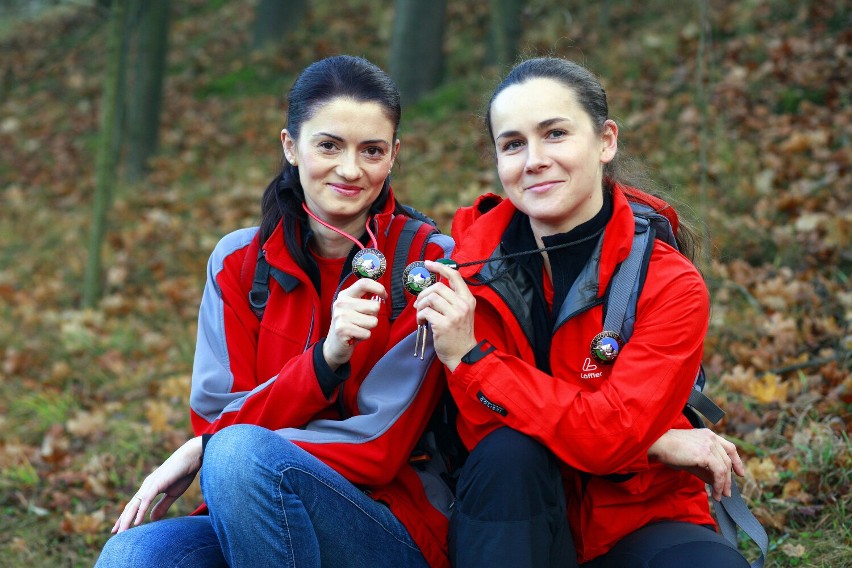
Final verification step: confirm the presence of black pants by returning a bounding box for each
[581,521,750,568]
[449,427,575,568]
[450,427,750,568]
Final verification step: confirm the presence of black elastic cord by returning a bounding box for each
[455,227,605,286]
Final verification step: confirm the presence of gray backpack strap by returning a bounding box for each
[715,480,769,568]
[603,216,651,336]
[687,388,725,425]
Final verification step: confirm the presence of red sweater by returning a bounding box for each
[448,184,715,563]
[189,193,454,567]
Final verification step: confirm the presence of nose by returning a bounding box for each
[525,140,551,173]
[336,150,363,181]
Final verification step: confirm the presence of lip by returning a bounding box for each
[328,183,363,196]
[525,180,563,193]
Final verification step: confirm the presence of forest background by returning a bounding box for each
[0,0,849,566]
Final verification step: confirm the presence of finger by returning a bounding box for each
[151,495,175,522]
[721,437,745,477]
[343,278,387,301]
[116,499,140,533]
[133,494,151,527]
[423,260,472,298]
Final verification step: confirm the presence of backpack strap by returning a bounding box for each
[604,215,653,338]
[386,216,438,320]
[717,481,769,568]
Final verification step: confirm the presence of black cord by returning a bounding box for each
[455,227,605,286]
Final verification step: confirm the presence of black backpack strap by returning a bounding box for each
[389,218,438,320]
[249,248,270,320]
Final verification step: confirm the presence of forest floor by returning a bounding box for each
[0,0,849,566]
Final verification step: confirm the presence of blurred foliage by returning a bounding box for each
[0,0,849,566]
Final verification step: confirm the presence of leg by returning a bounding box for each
[584,521,750,568]
[449,427,576,568]
[94,515,227,568]
[201,424,429,568]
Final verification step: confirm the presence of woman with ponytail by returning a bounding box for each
[96,55,454,568]
[414,57,751,568]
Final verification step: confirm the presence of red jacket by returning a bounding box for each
[189,192,454,567]
[448,184,715,563]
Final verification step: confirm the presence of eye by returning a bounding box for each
[501,139,524,153]
[546,129,568,140]
[363,146,386,158]
[318,141,339,152]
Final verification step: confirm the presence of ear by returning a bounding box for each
[281,129,297,165]
[600,119,618,164]
[390,138,400,169]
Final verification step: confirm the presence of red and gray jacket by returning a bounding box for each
[448,183,715,563]
[189,192,454,568]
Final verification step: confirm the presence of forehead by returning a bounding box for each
[302,97,396,139]
[490,78,585,132]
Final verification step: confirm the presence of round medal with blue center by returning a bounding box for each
[352,248,387,280]
[590,331,622,364]
[402,261,437,296]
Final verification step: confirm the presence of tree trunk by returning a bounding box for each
[489,0,523,68]
[125,0,170,182]
[390,0,447,106]
[252,0,307,50]
[82,0,129,308]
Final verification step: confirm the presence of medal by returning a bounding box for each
[402,261,437,295]
[590,330,622,364]
[352,248,387,280]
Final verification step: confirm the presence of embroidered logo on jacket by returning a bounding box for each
[477,391,508,416]
[581,358,604,379]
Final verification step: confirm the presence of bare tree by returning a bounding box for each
[252,0,307,50]
[489,0,523,68]
[389,0,447,106]
[125,0,171,182]
[83,0,131,307]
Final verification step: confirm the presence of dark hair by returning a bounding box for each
[485,57,698,261]
[258,55,404,267]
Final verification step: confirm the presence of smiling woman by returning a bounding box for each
[414,57,755,568]
[94,55,455,568]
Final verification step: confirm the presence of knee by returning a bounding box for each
[202,424,280,490]
[455,428,564,518]
[464,427,559,489]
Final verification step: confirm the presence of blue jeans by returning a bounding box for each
[96,424,429,568]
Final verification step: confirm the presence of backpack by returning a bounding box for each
[607,197,768,568]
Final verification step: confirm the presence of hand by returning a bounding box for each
[413,260,478,371]
[112,436,204,534]
[323,278,387,369]
[648,428,745,501]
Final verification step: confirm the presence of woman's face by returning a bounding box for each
[282,97,399,229]
[490,77,617,237]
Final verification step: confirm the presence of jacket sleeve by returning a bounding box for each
[277,235,455,486]
[451,245,709,476]
[189,229,337,436]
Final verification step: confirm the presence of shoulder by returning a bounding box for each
[642,240,709,310]
[208,227,258,273]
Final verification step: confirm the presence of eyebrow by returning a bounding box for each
[495,117,572,141]
[312,132,390,146]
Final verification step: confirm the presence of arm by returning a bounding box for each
[112,436,203,533]
[189,229,338,435]
[419,252,710,475]
[278,237,454,486]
